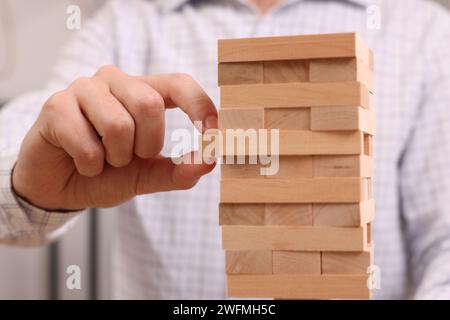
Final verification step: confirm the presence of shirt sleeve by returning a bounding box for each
[400,6,450,299]
[0,0,119,245]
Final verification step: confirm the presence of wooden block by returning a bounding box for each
[265,108,310,130]
[227,274,371,299]
[273,251,320,274]
[263,60,309,83]
[218,62,263,86]
[222,159,265,179]
[310,106,375,134]
[226,250,272,274]
[218,32,372,68]
[222,225,368,251]
[309,58,373,92]
[322,246,374,274]
[313,155,372,178]
[218,130,364,156]
[220,178,365,203]
[265,204,313,225]
[266,156,313,179]
[362,178,372,200]
[356,34,374,70]
[313,200,375,227]
[219,109,264,130]
[221,82,371,109]
[219,204,265,226]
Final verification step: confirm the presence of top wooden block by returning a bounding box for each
[218,33,373,69]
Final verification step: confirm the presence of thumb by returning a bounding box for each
[135,151,216,195]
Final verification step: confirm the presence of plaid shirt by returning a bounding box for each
[1,0,450,299]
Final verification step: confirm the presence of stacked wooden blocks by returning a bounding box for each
[216,33,375,299]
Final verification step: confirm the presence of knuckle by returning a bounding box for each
[105,116,135,137]
[78,146,103,163]
[71,77,93,90]
[172,72,194,83]
[97,64,120,77]
[43,91,71,114]
[130,91,165,118]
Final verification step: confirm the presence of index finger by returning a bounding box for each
[137,73,218,133]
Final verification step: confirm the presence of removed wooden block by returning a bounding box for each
[263,60,309,83]
[265,204,313,225]
[266,156,313,179]
[219,108,264,130]
[364,134,373,156]
[227,274,371,299]
[222,225,368,251]
[367,222,373,244]
[310,106,375,134]
[273,251,320,274]
[313,200,375,227]
[219,204,265,226]
[322,245,374,274]
[313,155,372,178]
[221,82,371,109]
[218,62,263,86]
[220,178,365,203]
[218,32,372,69]
[226,250,273,274]
[309,58,373,92]
[264,108,310,130]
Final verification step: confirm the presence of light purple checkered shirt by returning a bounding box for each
[1,0,450,299]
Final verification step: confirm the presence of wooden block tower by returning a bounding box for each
[215,33,375,299]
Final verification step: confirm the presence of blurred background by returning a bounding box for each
[0,0,449,300]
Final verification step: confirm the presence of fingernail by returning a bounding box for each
[204,115,218,130]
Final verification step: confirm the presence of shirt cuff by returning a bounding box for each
[0,155,82,242]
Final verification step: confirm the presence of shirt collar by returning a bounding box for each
[154,0,372,13]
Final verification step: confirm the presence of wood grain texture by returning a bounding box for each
[273,251,321,274]
[322,246,374,274]
[222,225,368,251]
[219,109,264,130]
[313,200,375,227]
[265,204,313,225]
[266,156,313,179]
[220,178,365,203]
[218,32,372,68]
[227,274,371,299]
[218,62,263,86]
[221,161,265,179]
[221,82,371,109]
[264,108,310,130]
[226,250,273,274]
[309,58,373,92]
[216,130,364,156]
[313,155,372,178]
[219,204,265,226]
[310,106,375,134]
[263,60,309,83]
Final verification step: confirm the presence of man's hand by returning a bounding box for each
[12,66,217,210]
